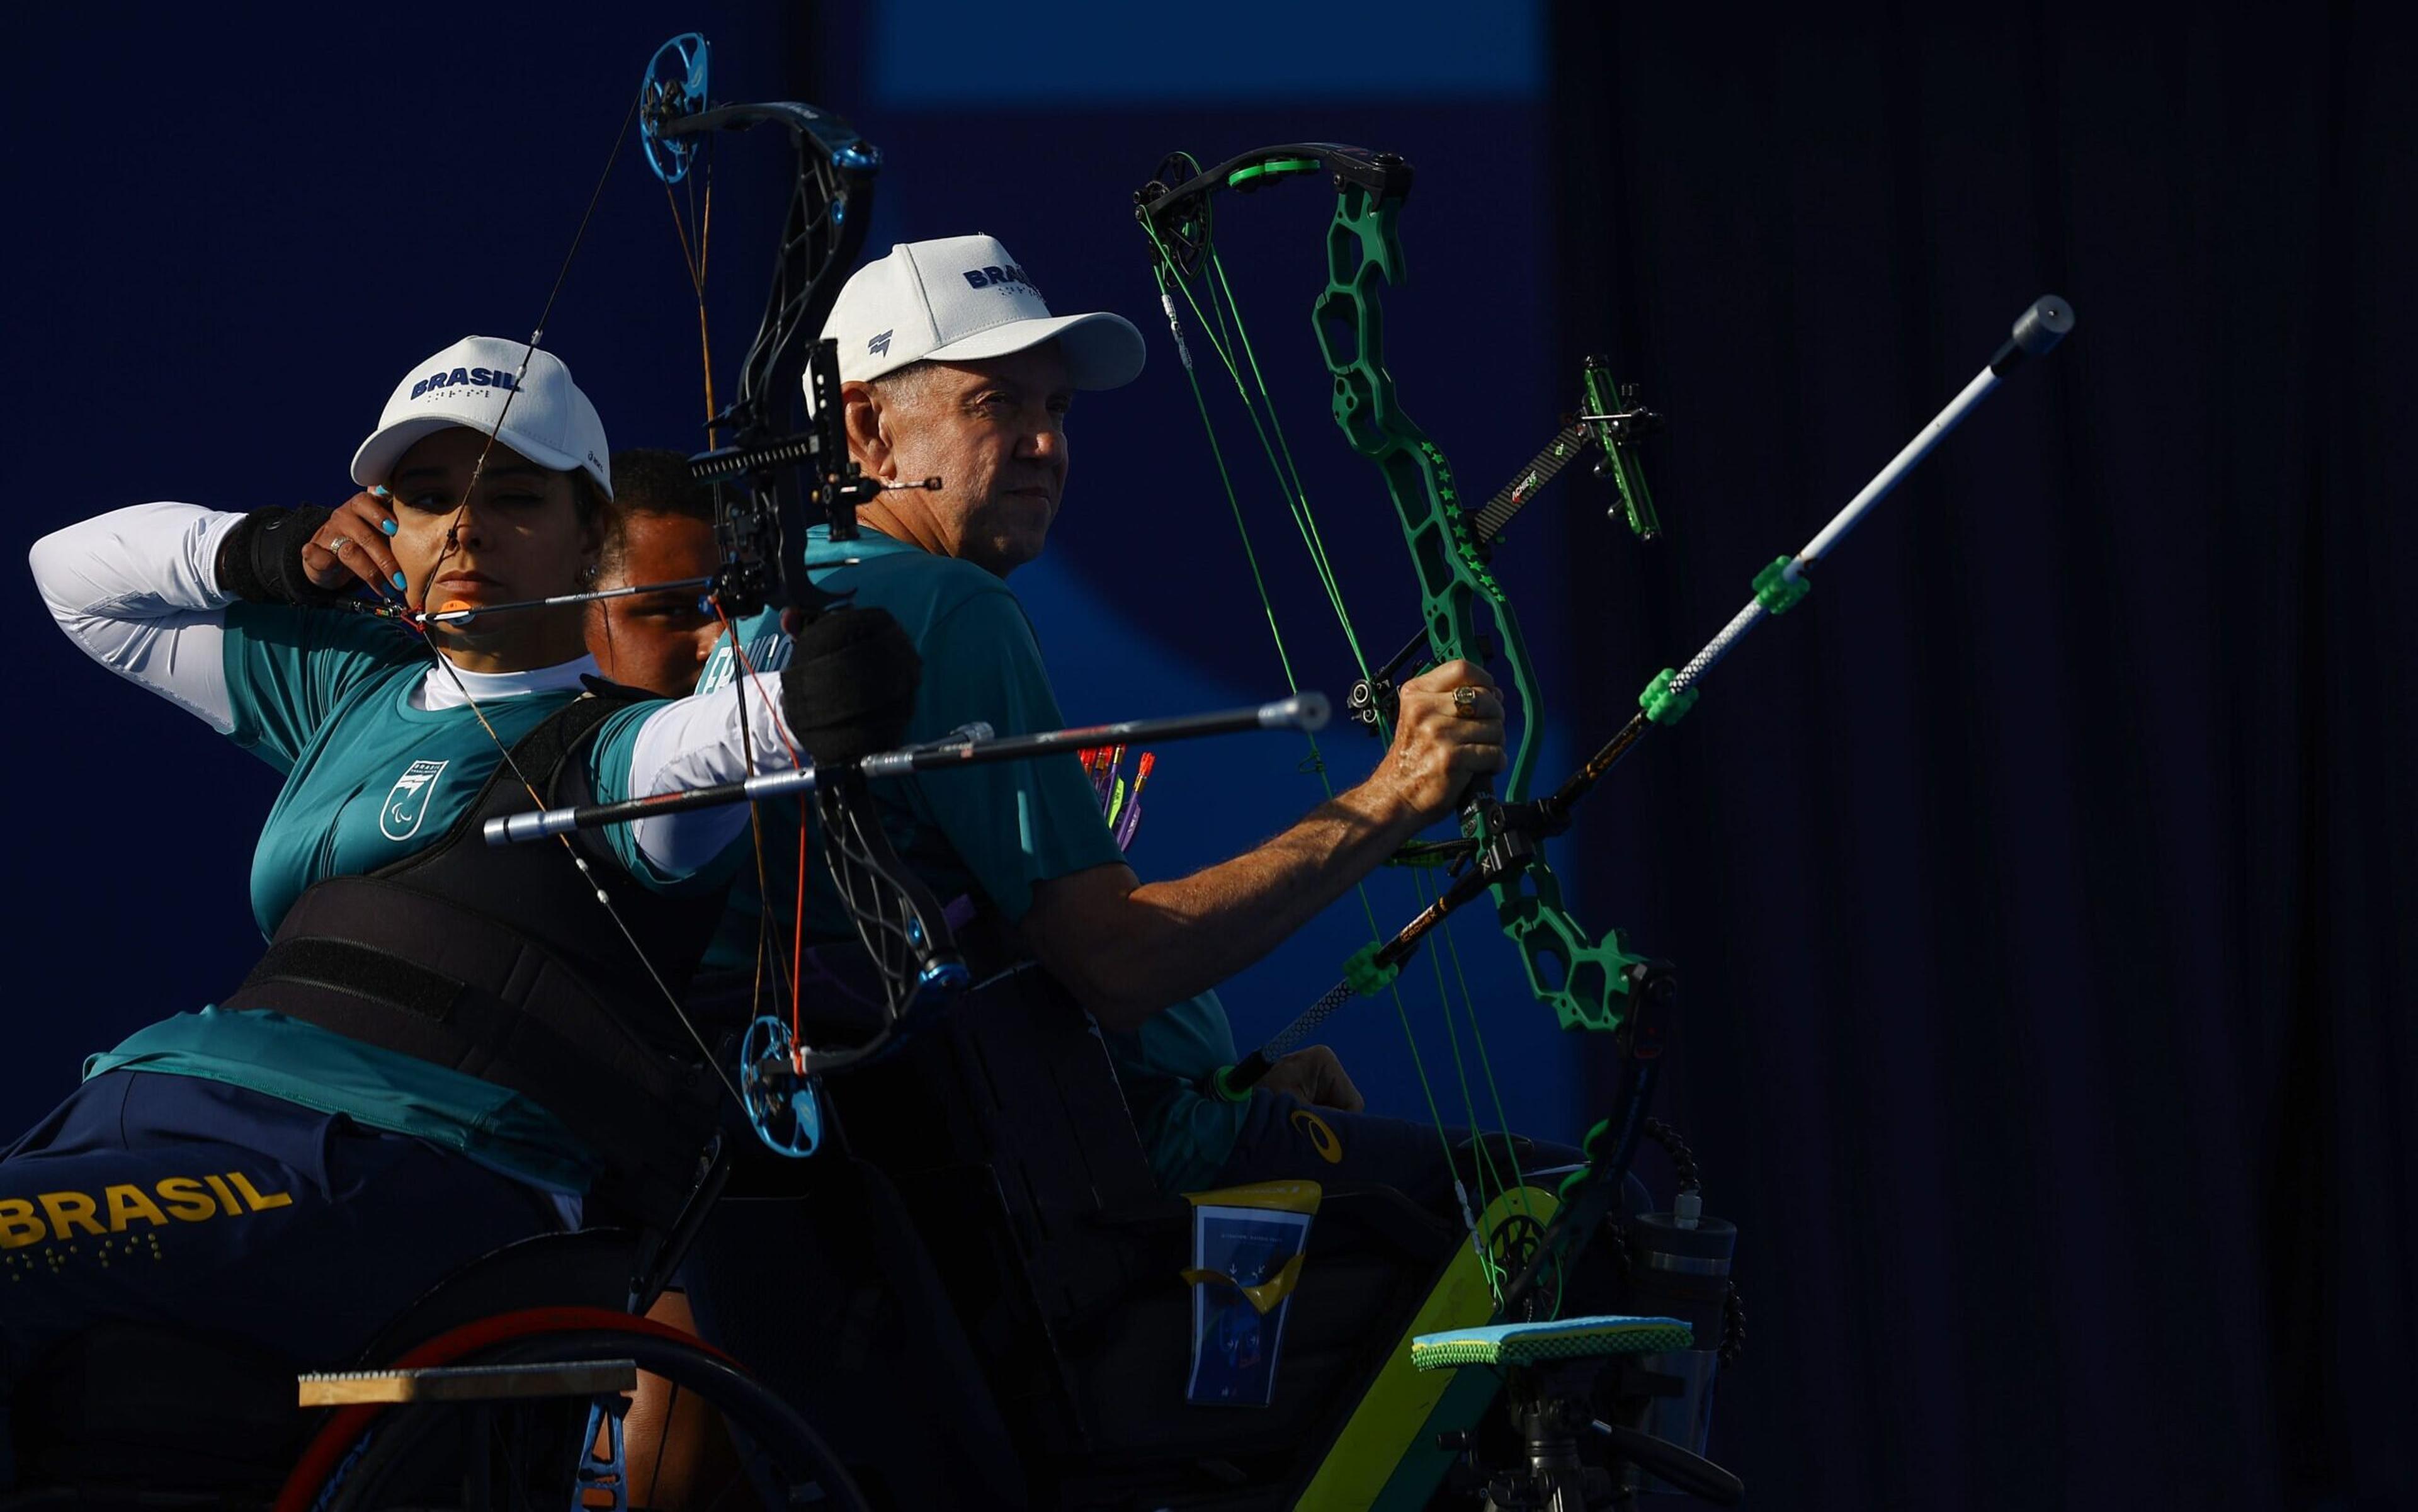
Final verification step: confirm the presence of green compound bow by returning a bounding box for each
[1135,144,1670,1300]
[1137,149,1662,1029]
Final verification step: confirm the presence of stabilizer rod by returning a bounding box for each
[485,693,1331,846]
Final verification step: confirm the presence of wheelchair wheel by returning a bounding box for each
[280,1312,864,1511]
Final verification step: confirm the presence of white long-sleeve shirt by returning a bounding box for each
[30,502,797,878]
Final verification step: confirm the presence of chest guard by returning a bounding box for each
[223,685,727,1227]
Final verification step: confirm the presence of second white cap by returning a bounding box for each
[820,235,1146,392]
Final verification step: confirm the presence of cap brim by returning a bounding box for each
[922,310,1147,390]
[349,416,586,491]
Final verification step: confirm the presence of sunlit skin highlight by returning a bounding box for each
[842,343,1073,577]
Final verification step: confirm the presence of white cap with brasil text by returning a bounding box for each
[351,336,614,499]
[821,235,1147,390]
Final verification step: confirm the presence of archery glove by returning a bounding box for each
[779,605,923,770]
[215,504,353,607]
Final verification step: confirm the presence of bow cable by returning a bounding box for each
[1140,191,1535,1295]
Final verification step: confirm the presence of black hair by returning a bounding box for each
[567,469,606,531]
[600,448,715,574]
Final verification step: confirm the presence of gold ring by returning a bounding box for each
[1452,685,1480,714]
[327,536,353,552]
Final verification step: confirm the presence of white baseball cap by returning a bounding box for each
[821,235,1146,391]
[351,336,614,499]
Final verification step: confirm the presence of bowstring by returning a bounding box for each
[711,600,801,1041]
[424,86,644,596]
[1146,222,1533,1292]
[718,605,816,1049]
[662,135,718,447]
[423,649,745,1113]
[386,77,755,1124]
[676,144,821,1059]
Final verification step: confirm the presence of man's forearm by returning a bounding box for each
[1027,778,1426,1029]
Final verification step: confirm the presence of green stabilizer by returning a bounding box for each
[1560,1116,1613,1204]
[1640,668,1698,726]
[1344,940,1402,998]
[1754,554,1811,615]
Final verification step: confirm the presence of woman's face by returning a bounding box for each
[386,426,599,657]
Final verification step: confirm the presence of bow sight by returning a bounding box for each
[1137,140,1656,1055]
[1345,358,1667,740]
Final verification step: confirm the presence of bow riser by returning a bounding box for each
[1312,177,1644,1033]
[1315,182,1538,800]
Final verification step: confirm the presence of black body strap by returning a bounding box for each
[224,689,727,1225]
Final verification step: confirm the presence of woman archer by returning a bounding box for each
[1,335,916,1445]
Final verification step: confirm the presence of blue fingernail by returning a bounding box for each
[392,572,407,589]
[380,518,397,537]
[370,485,389,497]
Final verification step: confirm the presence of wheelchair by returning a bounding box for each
[5,963,1737,1510]
[713,961,1741,1509]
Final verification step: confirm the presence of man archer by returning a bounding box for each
[623,237,1631,1503]
[657,233,1594,1211]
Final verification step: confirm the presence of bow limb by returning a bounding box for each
[1139,144,1645,1042]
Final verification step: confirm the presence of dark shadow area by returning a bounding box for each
[1549,4,2414,1506]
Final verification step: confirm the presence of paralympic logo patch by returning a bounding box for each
[381,759,448,840]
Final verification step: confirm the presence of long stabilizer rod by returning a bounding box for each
[1222,295,2074,1096]
[484,693,1331,846]
[1544,294,2074,818]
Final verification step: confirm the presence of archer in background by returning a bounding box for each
[587,447,725,695]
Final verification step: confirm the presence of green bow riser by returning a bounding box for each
[1144,146,1646,1037]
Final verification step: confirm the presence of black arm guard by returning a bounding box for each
[214,504,351,606]
[778,605,923,769]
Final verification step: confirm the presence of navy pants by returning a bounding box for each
[1,1072,561,1395]
[1207,1089,1649,1221]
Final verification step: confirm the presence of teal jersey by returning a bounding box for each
[707,529,1247,1191]
[88,603,698,1195]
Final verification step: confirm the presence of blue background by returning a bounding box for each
[0,2,1589,1145]
[4,4,2409,1508]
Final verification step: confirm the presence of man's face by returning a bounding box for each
[867,343,1074,576]
[587,510,724,696]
